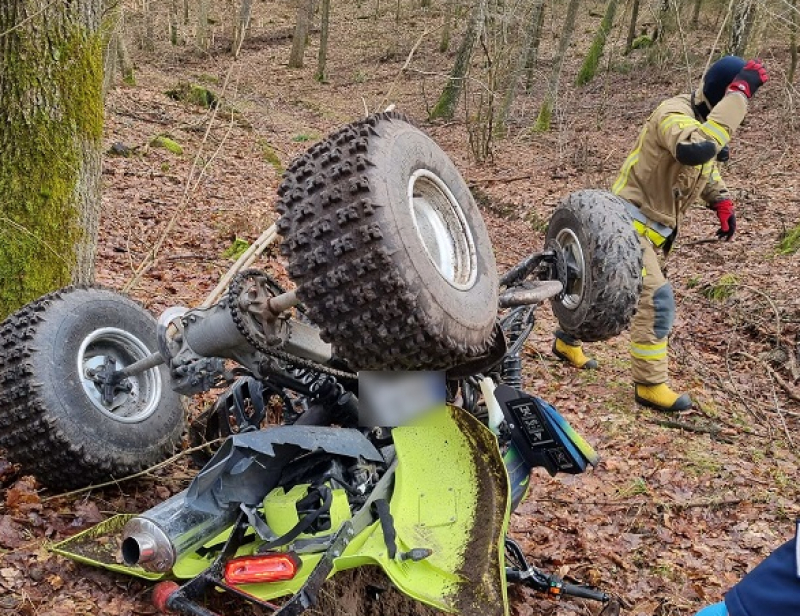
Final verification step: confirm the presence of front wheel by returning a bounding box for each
[0,287,185,490]
[545,190,643,342]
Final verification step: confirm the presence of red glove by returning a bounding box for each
[728,59,768,99]
[714,199,736,240]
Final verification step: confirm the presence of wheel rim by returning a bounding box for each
[554,228,586,310]
[408,169,478,290]
[77,327,163,423]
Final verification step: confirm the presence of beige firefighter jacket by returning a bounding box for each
[612,89,749,231]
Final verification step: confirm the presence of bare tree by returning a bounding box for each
[496,0,546,132]
[626,0,641,52]
[232,0,254,55]
[523,0,546,91]
[533,0,580,131]
[429,0,487,120]
[315,0,331,81]
[289,0,314,68]
[728,0,757,56]
[141,0,155,51]
[691,0,702,28]
[0,0,104,316]
[577,0,619,85]
[791,0,798,83]
[197,0,211,51]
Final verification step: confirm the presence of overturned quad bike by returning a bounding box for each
[0,113,643,616]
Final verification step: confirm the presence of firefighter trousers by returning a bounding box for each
[630,235,675,384]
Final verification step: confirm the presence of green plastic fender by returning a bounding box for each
[51,406,511,616]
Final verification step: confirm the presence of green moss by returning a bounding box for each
[222,237,250,260]
[151,135,184,155]
[576,0,618,86]
[258,140,284,173]
[777,223,800,254]
[0,23,104,318]
[532,101,553,132]
[701,273,739,301]
[166,82,219,109]
[631,34,653,50]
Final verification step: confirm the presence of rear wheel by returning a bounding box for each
[0,287,185,490]
[545,190,643,342]
[277,112,499,371]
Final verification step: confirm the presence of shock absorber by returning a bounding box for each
[500,314,525,390]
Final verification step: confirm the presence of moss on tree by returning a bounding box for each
[576,0,619,86]
[0,5,104,318]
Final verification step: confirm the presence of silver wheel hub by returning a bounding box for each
[77,327,162,423]
[408,169,478,290]
[555,228,586,310]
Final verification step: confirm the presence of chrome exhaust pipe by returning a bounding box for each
[121,490,238,573]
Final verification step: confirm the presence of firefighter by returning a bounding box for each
[552,57,769,412]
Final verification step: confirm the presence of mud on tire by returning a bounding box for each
[276,112,499,371]
[0,287,185,490]
[545,190,642,342]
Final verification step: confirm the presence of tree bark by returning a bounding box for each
[289,0,314,68]
[439,0,455,52]
[197,0,211,51]
[101,0,120,97]
[141,0,155,51]
[496,0,545,132]
[315,0,331,81]
[691,0,702,28]
[576,0,618,85]
[523,0,546,91]
[231,0,254,55]
[429,0,486,120]
[728,0,757,56]
[626,0,641,52]
[533,0,580,131]
[170,0,186,45]
[790,0,798,83]
[0,0,104,317]
[118,27,136,84]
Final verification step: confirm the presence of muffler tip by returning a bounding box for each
[122,518,176,573]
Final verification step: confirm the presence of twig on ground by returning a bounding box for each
[647,418,733,443]
[201,224,278,307]
[41,438,225,503]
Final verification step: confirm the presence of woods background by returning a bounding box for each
[0,0,799,615]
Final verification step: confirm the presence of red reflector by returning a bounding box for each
[224,553,301,585]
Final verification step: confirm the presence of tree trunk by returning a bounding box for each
[141,0,155,51]
[101,0,120,97]
[626,0,641,52]
[429,0,486,120]
[523,0,546,91]
[533,0,580,131]
[790,0,798,83]
[576,0,618,85]
[289,0,314,68]
[728,0,757,56]
[170,0,186,45]
[691,0,702,28]
[0,0,104,317]
[118,28,136,84]
[315,0,331,81]
[231,0,254,56]
[197,0,210,51]
[439,0,455,52]
[496,0,545,132]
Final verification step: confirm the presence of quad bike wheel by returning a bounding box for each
[545,190,643,342]
[0,287,185,490]
[277,111,499,370]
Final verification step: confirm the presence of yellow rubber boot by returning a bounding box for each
[552,331,597,370]
[634,383,692,412]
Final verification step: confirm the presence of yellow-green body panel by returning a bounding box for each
[51,406,510,616]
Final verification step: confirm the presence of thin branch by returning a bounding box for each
[41,437,225,502]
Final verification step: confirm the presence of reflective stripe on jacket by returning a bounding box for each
[612,89,748,230]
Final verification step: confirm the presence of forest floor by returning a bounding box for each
[1,2,800,616]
